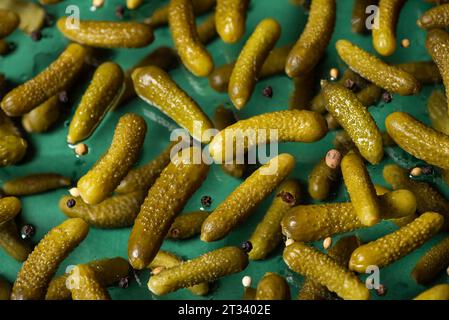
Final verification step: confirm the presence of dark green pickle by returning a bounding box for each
[2,173,71,196]
[0,220,32,262]
[255,273,290,300]
[167,211,210,240]
[412,236,449,285]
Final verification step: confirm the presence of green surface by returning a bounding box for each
[1,0,449,300]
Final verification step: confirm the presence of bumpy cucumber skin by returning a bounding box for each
[148,0,216,28]
[284,242,370,300]
[69,265,111,300]
[322,82,383,165]
[383,164,449,230]
[249,179,301,260]
[0,9,19,38]
[386,112,449,170]
[336,40,420,95]
[286,0,336,77]
[308,158,340,201]
[208,45,292,93]
[22,95,60,133]
[0,220,31,262]
[59,192,145,229]
[0,43,87,117]
[281,190,416,242]
[299,236,361,300]
[372,0,405,56]
[3,173,71,196]
[201,154,295,242]
[412,236,449,285]
[418,3,449,29]
[255,273,290,300]
[148,246,248,296]
[197,13,217,44]
[116,142,174,194]
[0,196,21,225]
[428,90,449,136]
[77,113,147,205]
[167,211,210,240]
[352,0,378,34]
[128,147,209,270]
[215,0,248,43]
[11,218,89,300]
[229,18,281,109]
[414,284,449,300]
[132,66,213,143]
[341,152,381,226]
[46,257,129,300]
[169,0,214,77]
[68,62,124,144]
[0,277,11,300]
[57,18,154,48]
[397,61,441,84]
[121,47,179,104]
[350,212,444,273]
[148,250,209,296]
[209,110,327,163]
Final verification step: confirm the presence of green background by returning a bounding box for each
[1,0,449,300]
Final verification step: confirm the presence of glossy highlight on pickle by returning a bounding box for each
[215,0,249,43]
[372,0,405,56]
[2,173,71,196]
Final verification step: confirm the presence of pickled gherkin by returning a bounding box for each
[0,196,21,225]
[3,173,71,196]
[22,95,60,133]
[0,219,32,262]
[167,211,210,240]
[68,265,111,300]
[255,273,290,300]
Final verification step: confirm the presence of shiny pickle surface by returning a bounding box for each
[413,284,449,300]
[336,39,420,95]
[168,0,214,77]
[57,18,154,48]
[67,62,124,144]
[411,236,449,285]
[0,43,87,117]
[127,0,143,9]
[426,29,449,114]
[167,211,210,240]
[148,246,248,296]
[229,18,281,109]
[116,141,174,194]
[283,242,370,300]
[372,0,405,56]
[0,220,32,262]
[208,45,292,93]
[341,152,381,226]
[255,273,290,300]
[0,196,21,224]
[2,173,71,196]
[46,257,130,300]
[352,0,378,34]
[208,110,327,163]
[281,190,417,242]
[147,0,216,28]
[68,265,111,300]
[418,3,449,29]
[77,113,147,205]
[120,47,179,104]
[428,90,449,136]
[249,179,300,260]
[285,0,336,77]
[213,105,246,178]
[11,218,89,300]
[215,0,249,43]
[22,95,60,133]
[0,9,19,38]
[349,212,444,273]
[0,277,11,300]
[0,0,45,35]
[383,164,449,230]
[298,236,361,300]
[386,112,449,170]
[148,250,209,296]
[308,158,340,201]
[201,154,295,242]
[128,146,209,270]
[59,191,145,229]
[322,81,383,165]
[132,66,213,143]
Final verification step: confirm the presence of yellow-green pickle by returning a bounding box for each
[413,284,449,300]
[255,273,290,300]
[418,3,449,29]
[0,196,21,224]
[0,220,32,262]
[167,211,210,240]
[11,218,89,300]
[428,90,449,135]
[0,9,20,38]
[46,257,130,300]
[22,95,60,133]
[148,246,248,295]
[215,0,248,43]
[67,265,111,300]
[372,0,405,56]
[2,173,71,196]
[308,158,340,201]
